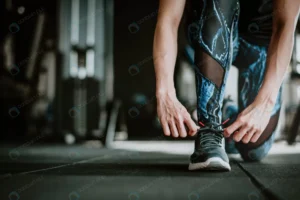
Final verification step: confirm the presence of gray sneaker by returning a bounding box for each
[189,122,231,171]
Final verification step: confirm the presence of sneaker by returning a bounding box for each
[188,122,231,171]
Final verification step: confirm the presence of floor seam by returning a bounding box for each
[5,154,115,176]
[235,161,284,200]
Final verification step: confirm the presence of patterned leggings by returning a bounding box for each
[187,0,282,161]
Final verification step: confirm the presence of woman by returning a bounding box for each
[153,0,299,171]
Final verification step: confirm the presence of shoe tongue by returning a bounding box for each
[202,122,222,131]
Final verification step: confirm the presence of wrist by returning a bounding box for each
[255,83,279,106]
[253,94,276,113]
[156,88,176,99]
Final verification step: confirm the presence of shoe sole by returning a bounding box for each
[188,157,231,171]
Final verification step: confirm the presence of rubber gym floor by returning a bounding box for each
[0,142,299,200]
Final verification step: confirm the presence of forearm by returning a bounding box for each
[255,23,295,107]
[153,21,178,96]
[255,1,300,108]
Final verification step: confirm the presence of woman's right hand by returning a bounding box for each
[157,91,200,138]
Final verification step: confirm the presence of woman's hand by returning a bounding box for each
[224,101,274,144]
[157,92,199,138]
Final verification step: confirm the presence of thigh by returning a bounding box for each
[233,38,282,116]
[187,0,240,68]
[233,38,268,110]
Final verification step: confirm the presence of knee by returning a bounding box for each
[240,149,268,162]
[235,124,276,162]
[236,143,271,162]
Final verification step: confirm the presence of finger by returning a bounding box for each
[161,120,171,136]
[224,119,242,137]
[176,119,187,138]
[242,127,256,144]
[233,125,250,142]
[250,130,262,143]
[169,121,179,138]
[184,117,199,136]
[233,125,249,142]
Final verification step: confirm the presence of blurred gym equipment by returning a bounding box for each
[107,0,166,144]
[58,0,113,144]
[1,0,49,139]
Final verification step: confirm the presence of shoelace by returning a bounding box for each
[197,119,230,148]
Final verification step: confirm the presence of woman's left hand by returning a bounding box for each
[224,101,273,144]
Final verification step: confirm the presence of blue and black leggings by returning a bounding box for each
[187,0,282,161]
